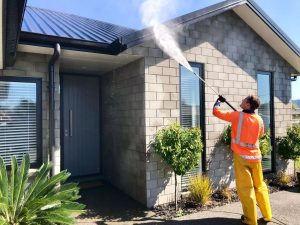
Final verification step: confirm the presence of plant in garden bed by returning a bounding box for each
[275,170,291,187]
[0,155,85,225]
[153,187,240,219]
[150,123,203,211]
[188,175,213,206]
[213,184,232,202]
[276,124,300,182]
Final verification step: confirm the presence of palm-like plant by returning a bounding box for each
[0,155,85,225]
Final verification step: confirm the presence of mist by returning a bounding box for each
[140,0,193,72]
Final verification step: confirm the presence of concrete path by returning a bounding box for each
[77,186,300,225]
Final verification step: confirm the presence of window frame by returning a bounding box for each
[179,63,206,172]
[257,71,275,173]
[0,76,42,168]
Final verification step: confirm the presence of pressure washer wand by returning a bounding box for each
[192,72,237,111]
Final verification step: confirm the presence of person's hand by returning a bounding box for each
[218,95,226,103]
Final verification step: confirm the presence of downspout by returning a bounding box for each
[48,43,61,173]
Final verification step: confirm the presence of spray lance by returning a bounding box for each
[190,70,237,111]
[147,19,237,111]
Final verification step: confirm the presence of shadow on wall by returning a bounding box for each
[146,147,173,208]
[275,156,289,173]
[207,138,235,188]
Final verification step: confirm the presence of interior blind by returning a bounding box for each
[180,65,202,190]
[0,80,38,165]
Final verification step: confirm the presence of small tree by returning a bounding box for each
[276,124,300,176]
[150,123,203,210]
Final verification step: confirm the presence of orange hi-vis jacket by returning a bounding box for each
[213,106,264,162]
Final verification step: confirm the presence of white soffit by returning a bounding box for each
[233,4,300,73]
[17,44,141,74]
[18,44,54,55]
[17,44,141,63]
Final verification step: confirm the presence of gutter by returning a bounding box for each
[48,43,60,173]
[20,32,127,55]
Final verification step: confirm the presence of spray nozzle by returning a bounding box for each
[218,95,226,103]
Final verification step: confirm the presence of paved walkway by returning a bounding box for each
[77,186,300,225]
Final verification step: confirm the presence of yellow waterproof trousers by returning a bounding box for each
[234,153,272,225]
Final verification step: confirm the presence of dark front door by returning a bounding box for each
[62,75,100,177]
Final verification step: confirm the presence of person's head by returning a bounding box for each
[240,95,260,111]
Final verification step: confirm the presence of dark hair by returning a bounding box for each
[246,95,260,110]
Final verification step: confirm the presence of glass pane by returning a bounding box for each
[0,81,37,165]
[292,78,300,120]
[257,73,272,171]
[180,64,202,190]
[180,66,200,128]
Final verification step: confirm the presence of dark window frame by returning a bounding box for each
[179,62,206,173]
[257,71,275,173]
[0,76,42,168]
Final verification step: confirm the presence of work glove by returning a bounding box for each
[218,95,226,103]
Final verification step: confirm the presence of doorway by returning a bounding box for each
[61,75,101,177]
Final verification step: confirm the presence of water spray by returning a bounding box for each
[140,0,237,111]
[182,60,237,111]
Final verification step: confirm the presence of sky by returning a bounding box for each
[27,0,300,99]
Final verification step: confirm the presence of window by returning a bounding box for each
[291,78,300,120]
[180,63,204,189]
[0,77,42,166]
[257,72,274,172]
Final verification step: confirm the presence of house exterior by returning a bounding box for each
[1,0,300,208]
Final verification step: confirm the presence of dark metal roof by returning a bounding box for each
[7,0,300,68]
[22,6,136,44]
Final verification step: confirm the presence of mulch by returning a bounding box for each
[152,178,299,219]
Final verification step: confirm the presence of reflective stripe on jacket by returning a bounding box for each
[213,106,264,162]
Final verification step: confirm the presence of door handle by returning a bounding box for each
[69,109,73,137]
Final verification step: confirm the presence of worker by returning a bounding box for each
[213,95,272,225]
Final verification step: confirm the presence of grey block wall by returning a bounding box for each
[2,10,296,209]
[101,59,147,205]
[129,10,297,207]
[0,52,61,173]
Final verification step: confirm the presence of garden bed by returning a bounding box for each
[153,178,299,219]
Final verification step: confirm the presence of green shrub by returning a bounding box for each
[296,158,300,171]
[259,129,272,157]
[220,125,231,147]
[276,125,300,161]
[220,125,271,157]
[188,175,213,205]
[150,123,203,210]
[0,155,85,225]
